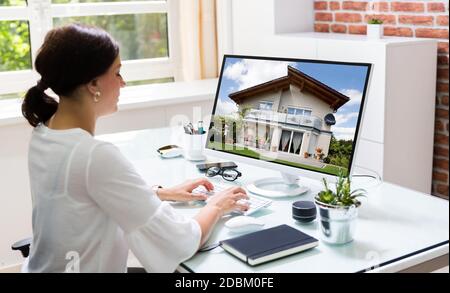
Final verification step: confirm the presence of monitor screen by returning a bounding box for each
[206,55,371,177]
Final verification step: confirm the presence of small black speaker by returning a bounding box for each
[292,201,317,223]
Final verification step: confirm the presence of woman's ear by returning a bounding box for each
[86,79,99,96]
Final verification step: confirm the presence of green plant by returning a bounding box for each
[327,135,353,168]
[316,171,366,207]
[0,20,31,71]
[368,18,383,25]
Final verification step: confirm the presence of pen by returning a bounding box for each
[197,121,204,134]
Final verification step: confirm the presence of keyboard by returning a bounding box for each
[192,183,272,216]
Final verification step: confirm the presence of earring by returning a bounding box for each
[94,91,101,103]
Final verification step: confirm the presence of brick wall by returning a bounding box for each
[314,0,449,198]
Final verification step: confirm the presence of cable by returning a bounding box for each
[352,174,377,179]
[198,242,220,252]
[352,164,382,182]
[350,165,383,190]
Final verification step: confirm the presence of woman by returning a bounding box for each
[21,24,249,273]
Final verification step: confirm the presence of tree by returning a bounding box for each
[53,2,168,61]
[1,0,168,72]
[327,135,353,168]
[0,0,31,71]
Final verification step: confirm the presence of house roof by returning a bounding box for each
[228,66,350,111]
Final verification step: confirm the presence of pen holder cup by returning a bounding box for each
[183,132,206,161]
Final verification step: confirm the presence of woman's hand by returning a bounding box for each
[194,186,250,246]
[206,186,250,216]
[156,178,214,202]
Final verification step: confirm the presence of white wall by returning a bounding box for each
[274,0,314,34]
[0,123,33,269]
[228,0,316,58]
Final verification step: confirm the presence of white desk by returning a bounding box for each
[98,127,449,273]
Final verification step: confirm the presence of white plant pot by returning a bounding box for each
[367,24,383,39]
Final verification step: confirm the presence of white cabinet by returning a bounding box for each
[232,32,437,193]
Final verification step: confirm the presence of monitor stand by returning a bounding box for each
[246,172,310,198]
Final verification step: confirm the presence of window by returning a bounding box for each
[278,130,303,155]
[0,0,179,98]
[259,101,273,111]
[287,107,312,116]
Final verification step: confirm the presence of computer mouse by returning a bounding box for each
[225,216,265,233]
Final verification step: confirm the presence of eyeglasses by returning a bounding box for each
[205,167,242,182]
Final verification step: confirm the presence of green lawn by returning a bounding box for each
[207,142,348,176]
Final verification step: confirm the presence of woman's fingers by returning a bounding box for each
[232,192,249,201]
[235,201,250,211]
[230,192,249,212]
[193,178,214,191]
[230,186,246,194]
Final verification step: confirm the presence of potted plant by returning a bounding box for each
[367,18,383,39]
[303,152,310,158]
[315,147,324,160]
[314,171,366,244]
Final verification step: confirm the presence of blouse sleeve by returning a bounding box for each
[86,142,201,272]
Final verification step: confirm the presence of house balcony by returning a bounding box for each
[244,109,323,130]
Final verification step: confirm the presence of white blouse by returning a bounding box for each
[23,124,201,273]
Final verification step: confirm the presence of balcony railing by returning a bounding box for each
[245,109,323,130]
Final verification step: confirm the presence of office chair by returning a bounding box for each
[11,237,32,258]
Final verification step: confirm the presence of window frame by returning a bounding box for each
[0,0,180,96]
[259,101,274,111]
[287,106,312,117]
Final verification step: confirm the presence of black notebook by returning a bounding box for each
[219,224,318,266]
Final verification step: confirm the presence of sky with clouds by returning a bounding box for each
[215,57,370,141]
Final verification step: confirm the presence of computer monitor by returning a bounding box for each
[204,55,372,197]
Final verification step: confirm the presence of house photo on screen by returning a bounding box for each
[207,56,371,176]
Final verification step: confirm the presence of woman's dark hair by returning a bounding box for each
[22,24,119,127]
